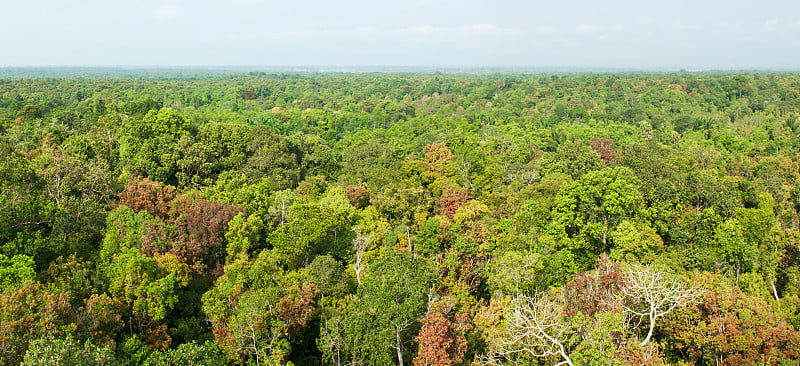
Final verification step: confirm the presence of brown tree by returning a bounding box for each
[171,199,244,272]
[563,255,624,317]
[663,273,800,365]
[345,185,370,209]
[118,177,176,219]
[0,281,75,365]
[590,137,617,165]
[435,185,472,221]
[413,299,470,366]
[425,142,454,176]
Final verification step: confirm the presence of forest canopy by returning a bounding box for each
[2,70,800,365]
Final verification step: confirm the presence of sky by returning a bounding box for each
[1,0,799,69]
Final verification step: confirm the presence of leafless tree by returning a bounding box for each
[234,302,278,366]
[621,265,703,346]
[352,226,370,286]
[318,316,344,366]
[480,294,575,366]
[269,190,293,229]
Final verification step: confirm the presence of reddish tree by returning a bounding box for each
[435,186,472,221]
[439,251,483,295]
[277,284,319,332]
[77,294,123,349]
[590,137,617,165]
[118,177,177,219]
[140,221,169,258]
[172,199,244,272]
[413,301,470,366]
[425,143,454,176]
[345,185,370,209]
[0,281,75,365]
[133,192,244,275]
[241,89,256,100]
[562,255,624,317]
[664,274,800,365]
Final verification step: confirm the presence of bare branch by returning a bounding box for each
[482,294,574,366]
[352,226,370,286]
[621,265,703,346]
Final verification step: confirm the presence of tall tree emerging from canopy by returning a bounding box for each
[325,250,434,366]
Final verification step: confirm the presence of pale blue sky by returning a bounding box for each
[2,0,799,69]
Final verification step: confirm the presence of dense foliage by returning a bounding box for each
[2,70,800,365]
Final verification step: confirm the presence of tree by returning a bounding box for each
[170,198,244,272]
[106,248,191,348]
[268,189,294,229]
[306,255,351,299]
[621,265,702,346]
[663,272,800,365]
[335,250,434,366]
[117,177,176,220]
[202,251,318,365]
[589,137,616,165]
[198,122,249,172]
[228,289,290,366]
[352,227,370,286]
[435,185,472,221]
[224,213,264,262]
[551,167,643,264]
[562,255,624,317]
[609,220,663,264]
[136,108,190,139]
[413,299,470,366]
[424,142,455,177]
[267,203,331,268]
[143,341,227,366]
[0,281,75,366]
[538,141,604,180]
[0,254,35,291]
[99,205,165,266]
[486,251,545,295]
[21,336,117,366]
[480,293,575,366]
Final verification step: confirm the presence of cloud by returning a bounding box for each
[533,25,557,34]
[575,24,602,33]
[634,17,693,31]
[152,4,183,22]
[228,30,316,41]
[229,24,521,41]
[761,18,800,33]
[574,24,627,34]
[398,24,521,36]
[226,0,270,4]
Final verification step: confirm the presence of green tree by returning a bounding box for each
[551,167,643,266]
[202,250,318,365]
[106,248,191,347]
[538,141,604,180]
[0,254,35,291]
[332,250,435,366]
[267,203,331,268]
[21,336,117,366]
[143,341,227,366]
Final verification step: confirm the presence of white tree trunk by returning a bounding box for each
[395,326,404,366]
